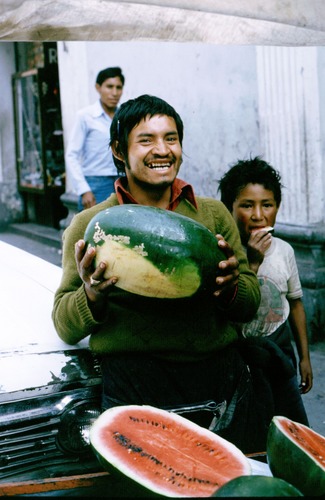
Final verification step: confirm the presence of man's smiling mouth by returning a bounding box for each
[148,162,171,171]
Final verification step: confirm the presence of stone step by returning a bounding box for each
[8,223,62,249]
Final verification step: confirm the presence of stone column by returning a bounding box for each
[257,46,323,224]
[256,46,325,342]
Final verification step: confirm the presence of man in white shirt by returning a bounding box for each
[65,67,125,211]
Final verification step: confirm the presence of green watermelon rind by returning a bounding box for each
[212,475,303,497]
[89,405,252,498]
[267,415,325,497]
[84,205,223,298]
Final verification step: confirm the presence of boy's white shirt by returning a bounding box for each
[241,236,302,338]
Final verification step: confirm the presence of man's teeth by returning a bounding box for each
[150,163,170,170]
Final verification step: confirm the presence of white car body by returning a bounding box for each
[0,241,102,483]
[0,240,91,394]
[1,240,88,354]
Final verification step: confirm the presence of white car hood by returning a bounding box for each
[0,240,89,355]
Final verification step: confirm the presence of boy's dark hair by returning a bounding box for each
[96,67,125,86]
[218,156,283,211]
[110,94,184,174]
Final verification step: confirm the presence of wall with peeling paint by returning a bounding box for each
[58,41,261,200]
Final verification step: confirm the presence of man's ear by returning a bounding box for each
[111,141,124,162]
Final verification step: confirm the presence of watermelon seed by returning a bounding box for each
[112,431,219,489]
[129,415,167,429]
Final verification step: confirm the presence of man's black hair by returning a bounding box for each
[96,67,125,86]
[218,156,283,211]
[109,94,184,174]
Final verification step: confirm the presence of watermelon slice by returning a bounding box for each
[90,405,251,498]
[267,415,325,496]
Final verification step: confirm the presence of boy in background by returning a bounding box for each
[218,156,313,424]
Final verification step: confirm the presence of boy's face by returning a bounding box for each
[231,183,279,245]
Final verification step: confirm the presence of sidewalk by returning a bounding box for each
[0,226,324,437]
[303,341,325,436]
[0,225,63,267]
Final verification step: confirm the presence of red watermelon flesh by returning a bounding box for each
[90,405,251,498]
[288,420,325,467]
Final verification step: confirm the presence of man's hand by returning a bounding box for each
[213,234,239,303]
[81,191,96,209]
[75,240,118,305]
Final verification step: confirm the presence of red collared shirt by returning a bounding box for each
[114,177,198,211]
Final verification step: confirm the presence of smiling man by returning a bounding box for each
[53,95,264,453]
[113,114,182,207]
[109,95,185,210]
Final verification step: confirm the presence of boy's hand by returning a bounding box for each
[299,358,313,393]
[247,229,273,273]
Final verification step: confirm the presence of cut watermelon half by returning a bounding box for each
[267,415,325,496]
[90,405,251,498]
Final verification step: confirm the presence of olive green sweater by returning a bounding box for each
[52,194,260,361]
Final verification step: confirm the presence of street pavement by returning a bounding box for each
[0,228,324,437]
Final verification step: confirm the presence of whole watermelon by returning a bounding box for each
[212,475,303,497]
[84,204,225,298]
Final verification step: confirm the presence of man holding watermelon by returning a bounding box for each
[53,95,273,454]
